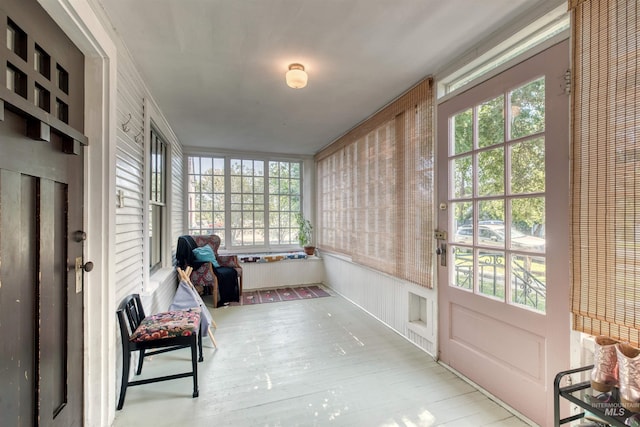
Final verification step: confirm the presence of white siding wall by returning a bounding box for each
[322,253,437,356]
[112,48,184,311]
[114,49,145,306]
[110,42,185,402]
[171,142,184,265]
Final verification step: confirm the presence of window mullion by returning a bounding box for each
[224,156,231,250]
[264,161,270,247]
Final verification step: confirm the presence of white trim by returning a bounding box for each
[143,99,151,289]
[437,362,537,426]
[144,96,180,290]
[182,144,314,161]
[145,97,179,144]
[302,156,315,240]
[436,3,569,102]
[145,267,174,296]
[37,1,118,426]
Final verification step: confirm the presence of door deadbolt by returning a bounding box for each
[73,230,87,242]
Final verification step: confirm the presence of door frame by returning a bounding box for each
[38,0,117,425]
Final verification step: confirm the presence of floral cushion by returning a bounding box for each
[193,235,221,252]
[190,264,216,290]
[130,308,201,342]
[218,255,240,268]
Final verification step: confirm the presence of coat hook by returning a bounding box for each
[134,131,142,144]
[121,113,132,132]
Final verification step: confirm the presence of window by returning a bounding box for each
[267,161,301,245]
[3,16,78,132]
[187,156,225,239]
[448,77,547,311]
[187,156,302,251]
[230,159,265,246]
[149,129,166,271]
[34,44,51,79]
[56,64,68,94]
[7,18,27,61]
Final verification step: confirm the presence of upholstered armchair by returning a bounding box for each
[176,234,243,307]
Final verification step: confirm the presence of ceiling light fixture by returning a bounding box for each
[286,63,308,89]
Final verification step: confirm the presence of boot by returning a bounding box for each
[590,336,619,392]
[616,342,640,412]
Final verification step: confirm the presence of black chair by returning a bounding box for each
[116,294,203,410]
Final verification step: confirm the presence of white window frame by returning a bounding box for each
[185,150,314,254]
[143,98,176,293]
[148,128,167,272]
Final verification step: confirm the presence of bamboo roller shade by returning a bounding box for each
[570,0,640,344]
[315,77,435,288]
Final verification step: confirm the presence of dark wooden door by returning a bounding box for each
[0,0,85,425]
[0,110,84,427]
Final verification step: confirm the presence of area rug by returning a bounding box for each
[229,285,331,306]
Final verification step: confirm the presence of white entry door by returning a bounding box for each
[437,39,570,426]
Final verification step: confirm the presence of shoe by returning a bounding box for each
[590,336,619,392]
[626,413,640,426]
[617,343,640,412]
[585,391,615,405]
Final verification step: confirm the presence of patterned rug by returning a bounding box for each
[229,285,331,306]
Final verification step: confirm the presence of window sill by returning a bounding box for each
[238,251,321,263]
[144,267,174,296]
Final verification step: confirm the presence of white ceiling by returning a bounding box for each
[98,0,562,155]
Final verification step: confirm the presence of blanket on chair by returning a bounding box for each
[176,235,240,306]
[213,267,238,307]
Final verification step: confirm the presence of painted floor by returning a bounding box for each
[113,292,532,427]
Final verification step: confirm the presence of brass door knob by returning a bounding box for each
[82,261,94,272]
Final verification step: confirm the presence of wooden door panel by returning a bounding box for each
[0,141,83,427]
[0,171,38,426]
[39,179,69,420]
[0,117,83,427]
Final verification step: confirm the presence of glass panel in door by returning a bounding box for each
[448,76,547,312]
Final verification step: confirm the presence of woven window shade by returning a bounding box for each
[570,0,640,344]
[316,77,434,288]
[568,0,588,11]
